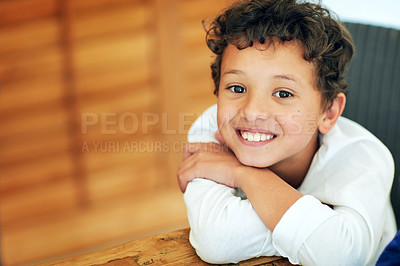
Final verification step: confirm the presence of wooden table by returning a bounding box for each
[43,228,293,265]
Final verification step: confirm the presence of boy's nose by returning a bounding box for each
[240,93,270,122]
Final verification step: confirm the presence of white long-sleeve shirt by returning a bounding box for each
[184,104,396,265]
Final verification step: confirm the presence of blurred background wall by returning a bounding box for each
[0,0,233,264]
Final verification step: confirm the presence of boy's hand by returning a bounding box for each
[177,132,242,192]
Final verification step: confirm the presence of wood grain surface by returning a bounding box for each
[43,228,293,266]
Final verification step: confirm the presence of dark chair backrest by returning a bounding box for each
[342,22,400,227]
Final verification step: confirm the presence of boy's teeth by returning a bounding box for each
[247,133,254,141]
[241,130,274,142]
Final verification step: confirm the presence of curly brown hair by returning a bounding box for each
[205,0,354,108]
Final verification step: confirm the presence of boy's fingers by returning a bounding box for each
[183,143,201,160]
[184,142,222,154]
[178,150,200,188]
[184,142,199,152]
[215,132,231,153]
[177,176,187,193]
[177,163,188,192]
[182,145,193,160]
[178,177,187,193]
[215,131,225,145]
[177,157,197,193]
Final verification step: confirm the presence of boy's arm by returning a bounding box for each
[179,145,303,231]
[181,140,394,265]
[182,104,300,232]
[271,140,395,266]
[182,105,278,263]
[184,178,278,263]
[234,167,303,231]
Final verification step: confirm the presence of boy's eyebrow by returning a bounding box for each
[273,74,300,84]
[222,71,302,86]
[221,69,244,76]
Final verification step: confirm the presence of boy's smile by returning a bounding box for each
[237,129,276,144]
[217,41,327,178]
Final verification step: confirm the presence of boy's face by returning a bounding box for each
[217,41,326,168]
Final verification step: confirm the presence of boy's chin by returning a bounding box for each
[236,155,270,168]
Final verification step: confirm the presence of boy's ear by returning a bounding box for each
[318,93,346,134]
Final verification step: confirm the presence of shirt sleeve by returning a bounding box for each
[272,139,395,266]
[184,179,278,263]
[187,104,219,144]
[184,104,278,263]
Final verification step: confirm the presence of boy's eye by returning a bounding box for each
[273,90,293,98]
[228,85,246,93]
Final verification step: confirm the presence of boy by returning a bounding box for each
[177,0,396,265]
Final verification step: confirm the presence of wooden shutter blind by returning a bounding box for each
[0,0,233,264]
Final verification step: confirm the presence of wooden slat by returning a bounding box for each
[183,46,214,75]
[181,19,207,46]
[0,74,65,112]
[181,0,231,21]
[0,128,71,167]
[0,18,60,54]
[77,92,160,149]
[0,45,63,83]
[73,32,154,74]
[81,125,161,146]
[79,94,160,141]
[72,2,151,40]
[0,0,57,25]
[75,64,153,95]
[0,105,69,139]
[0,153,75,193]
[77,85,157,115]
[70,0,139,11]
[86,159,160,202]
[83,141,158,171]
[1,189,188,266]
[0,119,69,146]
[0,177,79,225]
[80,109,163,142]
[186,66,213,86]
[188,82,216,103]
